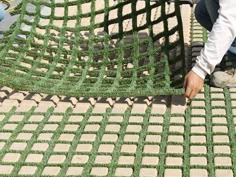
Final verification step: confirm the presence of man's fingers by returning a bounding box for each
[184,86,199,100]
[189,89,197,100]
[183,77,187,89]
[184,78,200,99]
[184,86,192,99]
[187,88,201,100]
[183,71,204,100]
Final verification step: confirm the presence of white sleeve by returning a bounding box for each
[192,0,236,79]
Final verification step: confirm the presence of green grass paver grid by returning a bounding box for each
[0,105,178,176]
[0,86,236,177]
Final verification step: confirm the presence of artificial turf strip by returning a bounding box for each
[0,0,186,97]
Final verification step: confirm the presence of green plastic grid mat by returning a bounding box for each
[0,101,184,177]
[0,0,185,97]
[0,89,236,177]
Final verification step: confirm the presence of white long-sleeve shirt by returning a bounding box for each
[192,0,236,79]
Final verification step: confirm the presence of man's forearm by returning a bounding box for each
[193,0,236,79]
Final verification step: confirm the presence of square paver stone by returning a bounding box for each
[2,153,21,163]
[19,166,37,175]
[0,165,14,175]
[42,166,61,176]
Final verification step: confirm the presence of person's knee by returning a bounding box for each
[0,4,5,22]
[194,0,213,31]
[194,2,202,23]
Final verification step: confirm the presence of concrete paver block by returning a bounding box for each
[190,169,208,177]
[25,154,43,163]
[48,155,66,164]
[10,142,27,151]
[90,167,108,176]
[54,102,73,112]
[2,153,21,163]
[73,103,91,113]
[165,169,182,177]
[215,170,233,177]
[140,168,158,177]
[166,157,183,166]
[19,166,37,175]
[151,96,168,114]
[66,167,83,176]
[31,143,49,151]
[190,157,207,166]
[42,167,61,176]
[72,155,89,164]
[16,100,37,112]
[0,165,14,175]
[94,155,112,164]
[115,168,133,177]
[111,103,129,114]
[35,101,55,112]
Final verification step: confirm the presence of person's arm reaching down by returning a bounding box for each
[184,0,236,99]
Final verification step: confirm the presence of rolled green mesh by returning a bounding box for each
[0,0,185,97]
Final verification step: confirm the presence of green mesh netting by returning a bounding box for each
[0,0,185,97]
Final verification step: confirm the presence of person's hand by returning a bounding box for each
[184,70,204,100]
